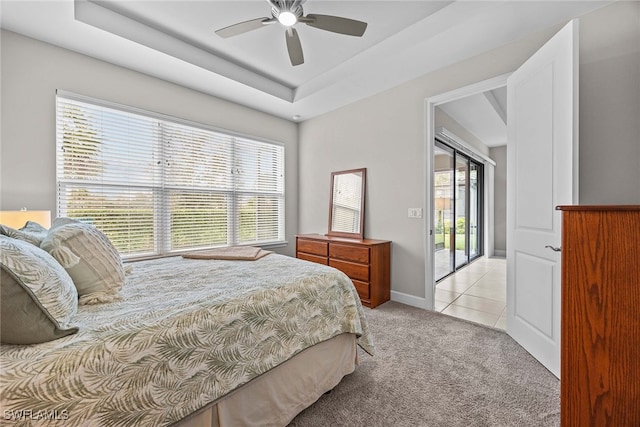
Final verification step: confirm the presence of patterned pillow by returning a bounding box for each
[0,236,79,344]
[41,220,125,305]
[21,220,48,234]
[0,223,47,246]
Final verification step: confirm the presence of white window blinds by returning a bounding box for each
[56,93,285,258]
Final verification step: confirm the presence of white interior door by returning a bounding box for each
[506,20,578,378]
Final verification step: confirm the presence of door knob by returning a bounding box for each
[545,245,561,252]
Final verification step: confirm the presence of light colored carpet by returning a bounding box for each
[289,301,560,426]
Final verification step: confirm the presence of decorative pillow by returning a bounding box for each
[50,216,81,230]
[0,236,79,344]
[21,220,48,233]
[0,223,47,246]
[40,220,125,305]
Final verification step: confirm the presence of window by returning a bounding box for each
[56,92,285,259]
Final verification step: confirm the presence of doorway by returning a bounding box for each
[424,74,510,328]
[425,20,578,376]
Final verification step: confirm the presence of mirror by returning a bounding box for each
[328,168,366,239]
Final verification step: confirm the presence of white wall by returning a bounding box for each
[434,108,490,157]
[299,1,640,301]
[0,30,299,256]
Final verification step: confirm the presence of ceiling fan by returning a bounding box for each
[215,0,368,66]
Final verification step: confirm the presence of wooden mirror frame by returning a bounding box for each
[328,168,366,240]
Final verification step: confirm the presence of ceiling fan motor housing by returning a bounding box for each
[271,1,304,22]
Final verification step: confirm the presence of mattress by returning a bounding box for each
[0,254,373,426]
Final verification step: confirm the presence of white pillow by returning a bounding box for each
[41,219,125,305]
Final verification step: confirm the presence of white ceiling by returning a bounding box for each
[440,86,507,147]
[1,1,609,122]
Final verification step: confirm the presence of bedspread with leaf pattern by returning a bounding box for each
[0,254,373,426]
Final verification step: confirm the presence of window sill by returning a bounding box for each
[123,241,288,263]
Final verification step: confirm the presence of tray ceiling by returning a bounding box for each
[1,1,609,121]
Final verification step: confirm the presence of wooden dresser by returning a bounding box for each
[557,206,640,426]
[295,234,391,308]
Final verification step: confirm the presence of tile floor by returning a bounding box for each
[435,257,507,330]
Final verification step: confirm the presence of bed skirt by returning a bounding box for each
[174,333,358,427]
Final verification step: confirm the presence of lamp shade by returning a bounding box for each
[434,197,451,211]
[0,210,52,229]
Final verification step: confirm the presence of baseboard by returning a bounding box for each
[493,250,506,257]
[390,291,428,309]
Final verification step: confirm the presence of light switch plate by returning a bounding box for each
[408,208,422,218]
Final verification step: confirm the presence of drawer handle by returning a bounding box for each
[545,245,561,252]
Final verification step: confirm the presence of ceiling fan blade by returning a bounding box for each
[215,17,274,38]
[285,28,304,66]
[302,14,367,37]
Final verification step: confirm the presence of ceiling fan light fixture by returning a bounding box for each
[278,11,297,27]
[216,0,368,66]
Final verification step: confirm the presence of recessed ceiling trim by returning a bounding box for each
[74,0,295,102]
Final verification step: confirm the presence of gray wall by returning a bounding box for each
[0,30,299,256]
[299,1,640,301]
[578,2,640,203]
[490,146,507,254]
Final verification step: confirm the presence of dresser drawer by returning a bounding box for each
[329,243,370,264]
[297,239,328,256]
[296,234,390,308]
[352,279,370,300]
[330,259,369,282]
[297,252,328,265]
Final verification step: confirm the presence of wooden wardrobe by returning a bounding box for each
[557,206,640,426]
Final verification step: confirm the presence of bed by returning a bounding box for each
[0,250,373,426]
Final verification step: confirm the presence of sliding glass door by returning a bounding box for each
[434,143,455,279]
[434,139,483,281]
[469,162,481,259]
[454,154,469,269]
